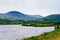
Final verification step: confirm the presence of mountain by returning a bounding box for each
[0,11,43,20]
[41,14,60,23]
[31,15,43,18]
[0,11,60,24]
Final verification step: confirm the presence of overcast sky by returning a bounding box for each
[0,0,60,16]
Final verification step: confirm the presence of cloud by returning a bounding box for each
[0,0,60,16]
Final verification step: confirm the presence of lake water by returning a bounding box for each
[0,25,54,40]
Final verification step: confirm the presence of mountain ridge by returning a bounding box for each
[0,11,43,20]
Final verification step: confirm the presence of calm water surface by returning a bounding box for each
[0,25,54,40]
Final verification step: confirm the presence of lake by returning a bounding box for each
[0,25,54,40]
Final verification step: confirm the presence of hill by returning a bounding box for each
[42,14,60,23]
[0,11,43,20]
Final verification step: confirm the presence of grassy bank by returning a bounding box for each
[22,23,54,27]
[23,29,60,40]
[22,22,60,27]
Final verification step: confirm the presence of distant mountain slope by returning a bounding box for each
[42,14,60,22]
[31,15,43,18]
[0,11,43,20]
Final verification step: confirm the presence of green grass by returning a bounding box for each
[22,23,55,27]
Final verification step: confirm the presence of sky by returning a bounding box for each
[0,0,60,16]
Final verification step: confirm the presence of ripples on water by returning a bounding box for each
[0,25,54,40]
